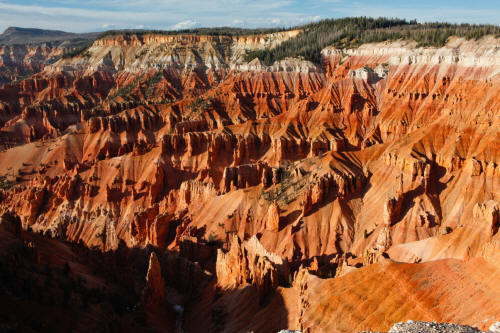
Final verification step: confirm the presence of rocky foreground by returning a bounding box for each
[360,321,500,333]
[279,321,500,333]
[0,23,499,332]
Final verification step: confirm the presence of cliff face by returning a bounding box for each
[47,30,301,74]
[0,32,500,332]
[0,44,64,86]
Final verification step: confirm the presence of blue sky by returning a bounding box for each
[0,0,499,33]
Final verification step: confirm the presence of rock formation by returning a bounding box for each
[142,252,166,309]
[0,212,22,235]
[374,226,392,252]
[384,195,404,226]
[216,235,283,299]
[473,201,500,236]
[266,202,280,232]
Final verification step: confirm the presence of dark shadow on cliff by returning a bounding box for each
[0,209,295,333]
[183,281,290,333]
[0,217,179,332]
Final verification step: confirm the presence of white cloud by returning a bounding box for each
[170,20,199,30]
[299,15,321,23]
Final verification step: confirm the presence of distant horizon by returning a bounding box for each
[1,0,500,34]
[3,17,500,36]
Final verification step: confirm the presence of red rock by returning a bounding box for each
[0,212,22,235]
[142,252,166,309]
[216,235,280,299]
[473,201,500,236]
[266,202,280,232]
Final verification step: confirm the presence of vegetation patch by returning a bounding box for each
[61,43,92,59]
[185,96,213,120]
[261,164,309,205]
[108,74,145,100]
[0,175,14,190]
[145,71,164,98]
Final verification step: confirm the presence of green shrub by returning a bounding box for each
[61,43,93,59]
[145,71,164,97]
[0,175,14,190]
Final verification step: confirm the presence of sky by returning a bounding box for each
[1,0,500,33]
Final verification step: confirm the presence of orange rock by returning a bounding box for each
[473,200,500,236]
[266,202,280,232]
[142,252,166,309]
[216,235,280,299]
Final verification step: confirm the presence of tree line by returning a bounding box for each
[97,26,289,39]
[244,17,500,65]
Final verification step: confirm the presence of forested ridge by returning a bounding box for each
[97,26,288,38]
[64,17,500,64]
[244,17,500,65]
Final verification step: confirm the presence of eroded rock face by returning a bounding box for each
[0,35,498,261]
[0,212,22,235]
[0,44,62,86]
[0,32,500,332]
[384,194,404,226]
[374,226,392,252]
[216,235,281,299]
[473,201,500,236]
[266,202,280,232]
[142,252,166,309]
[1,35,499,261]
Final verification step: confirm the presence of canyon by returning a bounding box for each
[0,26,499,332]
[0,27,98,87]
